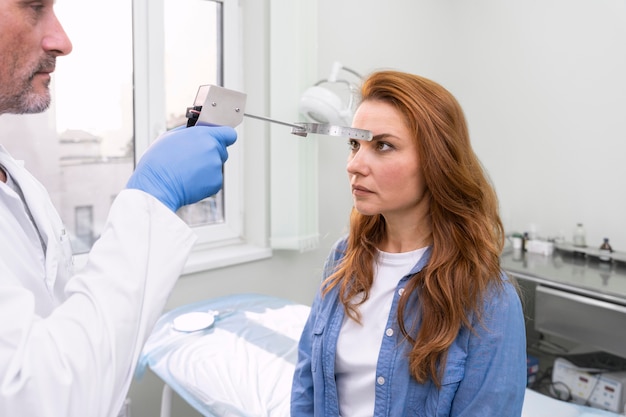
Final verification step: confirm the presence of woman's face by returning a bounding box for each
[347,100,430,224]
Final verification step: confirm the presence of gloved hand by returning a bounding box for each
[126,125,237,212]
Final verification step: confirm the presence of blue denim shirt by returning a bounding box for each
[291,238,527,417]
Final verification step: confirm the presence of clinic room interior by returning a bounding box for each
[1,0,625,416]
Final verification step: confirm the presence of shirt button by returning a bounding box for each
[386,328,394,337]
[398,288,405,296]
[377,376,385,385]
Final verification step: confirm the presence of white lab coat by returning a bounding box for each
[0,145,196,416]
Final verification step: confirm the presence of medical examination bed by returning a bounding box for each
[136,293,623,417]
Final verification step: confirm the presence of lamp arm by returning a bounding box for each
[341,66,363,79]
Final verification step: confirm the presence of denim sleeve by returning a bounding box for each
[290,288,319,417]
[291,237,347,417]
[451,275,527,417]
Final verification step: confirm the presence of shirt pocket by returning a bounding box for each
[428,360,466,416]
[409,360,466,416]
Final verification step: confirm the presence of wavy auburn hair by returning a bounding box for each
[322,70,505,387]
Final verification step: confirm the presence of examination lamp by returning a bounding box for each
[298,62,362,126]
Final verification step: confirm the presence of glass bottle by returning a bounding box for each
[573,223,586,247]
[599,238,613,262]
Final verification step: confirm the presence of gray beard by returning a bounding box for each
[0,89,51,115]
[0,55,54,115]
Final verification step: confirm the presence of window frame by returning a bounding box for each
[72,0,271,272]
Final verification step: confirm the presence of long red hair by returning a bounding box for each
[323,70,505,387]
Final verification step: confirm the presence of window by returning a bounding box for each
[133,0,247,252]
[53,0,134,254]
[52,0,234,255]
[163,0,225,227]
[0,0,271,272]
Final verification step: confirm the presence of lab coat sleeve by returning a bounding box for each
[451,276,527,417]
[0,189,196,417]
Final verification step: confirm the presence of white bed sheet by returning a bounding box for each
[136,293,309,417]
[136,293,623,417]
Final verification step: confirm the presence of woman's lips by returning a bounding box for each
[351,184,373,197]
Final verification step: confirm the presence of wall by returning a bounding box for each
[129,1,626,416]
[317,0,626,250]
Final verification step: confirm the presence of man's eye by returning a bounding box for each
[29,2,45,12]
[26,3,46,18]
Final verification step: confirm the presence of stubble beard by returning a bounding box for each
[0,58,53,115]
[3,85,51,115]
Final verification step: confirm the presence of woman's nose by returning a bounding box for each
[347,148,367,176]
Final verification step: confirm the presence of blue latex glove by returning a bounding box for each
[126,125,237,212]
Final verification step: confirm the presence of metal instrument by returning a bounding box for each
[185,84,372,141]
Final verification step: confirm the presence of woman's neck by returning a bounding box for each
[381,221,432,253]
[379,193,432,253]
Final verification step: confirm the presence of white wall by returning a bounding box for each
[317,0,626,250]
[129,1,626,416]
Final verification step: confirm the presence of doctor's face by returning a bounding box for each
[0,0,72,115]
[347,100,430,223]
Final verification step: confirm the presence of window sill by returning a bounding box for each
[182,243,272,276]
[72,243,272,276]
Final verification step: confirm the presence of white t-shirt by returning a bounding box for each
[335,247,427,417]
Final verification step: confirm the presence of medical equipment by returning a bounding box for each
[185,84,373,141]
[298,61,362,126]
[522,388,622,417]
[552,357,626,413]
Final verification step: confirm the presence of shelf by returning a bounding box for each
[554,242,626,264]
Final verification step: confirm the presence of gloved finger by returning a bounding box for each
[190,126,237,162]
[198,125,237,148]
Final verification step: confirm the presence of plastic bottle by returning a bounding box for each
[573,223,586,247]
[511,233,523,250]
[599,238,613,262]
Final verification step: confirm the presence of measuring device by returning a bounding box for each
[185,84,372,141]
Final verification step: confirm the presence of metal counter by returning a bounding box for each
[501,249,626,358]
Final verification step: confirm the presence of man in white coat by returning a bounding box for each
[0,0,237,416]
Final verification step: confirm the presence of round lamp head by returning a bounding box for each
[298,85,354,126]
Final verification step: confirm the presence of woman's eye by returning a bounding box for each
[377,142,392,151]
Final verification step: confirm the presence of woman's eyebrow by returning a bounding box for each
[371,133,393,141]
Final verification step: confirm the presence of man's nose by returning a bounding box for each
[42,13,73,57]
